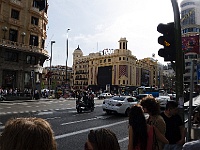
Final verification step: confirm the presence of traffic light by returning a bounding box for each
[157,22,176,61]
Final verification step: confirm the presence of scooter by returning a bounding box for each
[76,99,95,113]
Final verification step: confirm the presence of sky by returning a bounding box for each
[45,0,182,67]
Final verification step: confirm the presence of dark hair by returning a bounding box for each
[165,101,178,110]
[129,105,147,150]
[140,95,160,115]
[0,117,57,150]
[87,128,120,150]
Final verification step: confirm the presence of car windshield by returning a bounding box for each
[112,96,126,101]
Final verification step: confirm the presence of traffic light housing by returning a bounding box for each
[157,22,176,61]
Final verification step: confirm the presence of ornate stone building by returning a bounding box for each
[0,0,48,91]
[72,38,160,93]
[42,65,72,90]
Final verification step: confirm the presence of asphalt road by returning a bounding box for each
[0,98,129,150]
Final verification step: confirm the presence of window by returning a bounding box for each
[123,57,125,60]
[5,51,18,62]
[29,35,38,46]
[108,59,111,62]
[31,16,39,25]
[32,0,39,8]
[11,9,19,20]
[9,29,18,42]
[119,57,121,61]
[26,55,36,65]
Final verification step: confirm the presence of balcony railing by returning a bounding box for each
[30,7,42,15]
[9,18,22,27]
[0,39,48,57]
[9,0,23,8]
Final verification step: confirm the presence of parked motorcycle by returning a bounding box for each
[76,99,94,113]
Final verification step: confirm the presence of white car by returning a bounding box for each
[98,93,113,99]
[156,96,171,108]
[102,96,138,116]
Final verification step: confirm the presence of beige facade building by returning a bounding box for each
[0,0,48,91]
[72,38,160,93]
[42,65,72,90]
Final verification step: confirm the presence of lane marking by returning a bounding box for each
[61,116,104,126]
[46,117,61,120]
[118,137,128,143]
[55,120,127,139]
[37,111,53,115]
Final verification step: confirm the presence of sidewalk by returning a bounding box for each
[0,97,85,103]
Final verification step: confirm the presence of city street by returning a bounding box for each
[0,98,129,150]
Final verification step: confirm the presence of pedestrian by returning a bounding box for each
[0,117,57,150]
[128,105,168,150]
[85,128,120,150]
[160,101,186,150]
[140,95,166,150]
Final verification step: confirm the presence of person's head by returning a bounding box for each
[85,128,120,150]
[165,101,179,115]
[129,105,147,150]
[0,117,57,150]
[139,95,160,116]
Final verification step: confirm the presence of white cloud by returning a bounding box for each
[46,0,182,67]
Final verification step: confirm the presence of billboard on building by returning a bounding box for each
[97,66,112,90]
[141,69,150,86]
[182,35,199,54]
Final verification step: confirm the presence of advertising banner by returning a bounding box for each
[182,35,199,54]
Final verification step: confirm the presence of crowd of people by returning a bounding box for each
[0,95,200,150]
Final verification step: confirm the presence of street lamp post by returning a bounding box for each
[49,41,55,90]
[66,29,70,83]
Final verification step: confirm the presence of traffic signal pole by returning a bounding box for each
[171,0,184,108]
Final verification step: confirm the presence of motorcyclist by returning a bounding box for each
[88,92,94,109]
[82,92,88,106]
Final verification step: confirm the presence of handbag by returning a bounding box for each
[152,126,159,150]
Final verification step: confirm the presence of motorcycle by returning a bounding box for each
[76,98,95,113]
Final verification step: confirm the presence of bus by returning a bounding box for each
[136,86,159,97]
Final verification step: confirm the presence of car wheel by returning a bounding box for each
[77,107,82,113]
[106,110,111,115]
[125,108,130,116]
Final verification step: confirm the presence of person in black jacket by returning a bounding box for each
[161,101,186,150]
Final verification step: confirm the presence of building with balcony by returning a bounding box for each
[72,38,159,94]
[180,0,200,88]
[0,0,48,91]
[41,65,72,90]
